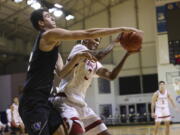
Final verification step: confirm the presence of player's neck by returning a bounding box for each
[40,27,53,32]
[159,89,165,93]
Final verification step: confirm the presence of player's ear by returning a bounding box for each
[38,20,45,28]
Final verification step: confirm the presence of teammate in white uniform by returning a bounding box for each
[6,106,12,129]
[54,35,140,135]
[11,97,25,134]
[151,81,178,135]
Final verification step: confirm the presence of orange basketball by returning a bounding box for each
[120,32,143,52]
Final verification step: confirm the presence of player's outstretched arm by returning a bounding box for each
[151,92,158,118]
[168,93,179,111]
[56,52,96,78]
[40,27,142,51]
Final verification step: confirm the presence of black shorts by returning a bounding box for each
[19,93,63,135]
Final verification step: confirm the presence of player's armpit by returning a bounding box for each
[39,36,58,52]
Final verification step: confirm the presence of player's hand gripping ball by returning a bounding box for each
[120,32,143,52]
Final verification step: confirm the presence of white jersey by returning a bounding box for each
[58,44,103,106]
[155,90,171,121]
[6,108,12,123]
[155,90,169,108]
[12,103,23,125]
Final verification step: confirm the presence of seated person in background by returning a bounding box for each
[0,116,5,135]
[10,97,25,135]
[6,105,12,132]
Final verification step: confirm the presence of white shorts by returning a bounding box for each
[60,102,107,135]
[155,107,171,122]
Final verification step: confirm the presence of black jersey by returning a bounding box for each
[23,31,58,96]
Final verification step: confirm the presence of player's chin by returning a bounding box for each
[51,24,56,28]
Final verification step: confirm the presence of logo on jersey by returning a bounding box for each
[31,121,41,132]
[85,60,96,72]
[176,96,180,103]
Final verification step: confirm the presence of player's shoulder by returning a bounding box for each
[73,44,88,50]
[166,90,170,96]
[154,91,159,96]
[71,44,88,54]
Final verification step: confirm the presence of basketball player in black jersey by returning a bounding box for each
[18,8,142,135]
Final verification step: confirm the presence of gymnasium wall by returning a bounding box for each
[0,75,11,111]
[0,73,25,111]
[0,36,31,75]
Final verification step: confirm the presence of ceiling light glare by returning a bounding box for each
[53,10,63,17]
[54,3,63,8]
[49,8,56,13]
[65,15,75,21]
[14,0,23,3]
[27,0,34,5]
[31,2,41,10]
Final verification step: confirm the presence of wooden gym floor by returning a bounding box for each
[108,124,180,135]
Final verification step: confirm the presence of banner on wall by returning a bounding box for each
[156,1,180,34]
[173,77,180,103]
[156,5,167,33]
[156,0,180,6]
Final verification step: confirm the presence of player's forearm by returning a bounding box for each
[170,98,176,108]
[57,55,80,78]
[109,52,130,80]
[45,27,139,41]
[151,103,155,113]
[96,42,115,61]
[57,53,91,78]
[82,27,139,39]
[168,94,177,108]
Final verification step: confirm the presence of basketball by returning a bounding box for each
[119,32,143,52]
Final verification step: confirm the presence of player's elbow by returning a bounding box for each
[108,74,117,80]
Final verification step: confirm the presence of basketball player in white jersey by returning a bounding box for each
[151,81,178,135]
[11,97,25,134]
[54,34,141,135]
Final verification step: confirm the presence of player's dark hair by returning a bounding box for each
[30,8,48,30]
[159,81,165,85]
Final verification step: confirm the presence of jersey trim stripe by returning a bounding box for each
[85,120,102,132]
